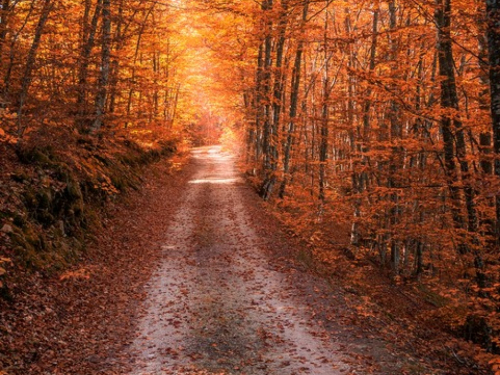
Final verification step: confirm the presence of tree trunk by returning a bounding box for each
[250,42,265,164]
[16,0,53,136]
[260,0,274,192]
[108,0,124,115]
[76,0,103,129]
[3,0,36,96]
[319,10,330,202]
[126,3,156,125]
[351,8,378,247]
[436,0,483,286]
[0,0,12,62]
[171,83,180,128]
[91,0,111,133]
[279,0,309,199]
[435,0,466,231]
[388,0,401,275]
[487,0,500,241]
[261,0,288,200]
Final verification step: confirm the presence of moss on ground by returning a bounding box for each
[0,135,178,282]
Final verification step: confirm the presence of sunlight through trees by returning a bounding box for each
[1,0,500,369]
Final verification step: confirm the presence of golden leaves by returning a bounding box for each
[59,267,91,281]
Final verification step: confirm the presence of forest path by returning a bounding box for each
[0,145,471,375]
[125,146,397,375]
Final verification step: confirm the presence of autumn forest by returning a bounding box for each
[1,0,500,373]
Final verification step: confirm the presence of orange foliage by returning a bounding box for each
[1,0,500,370]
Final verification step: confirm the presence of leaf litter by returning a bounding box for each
[1,146,477,375]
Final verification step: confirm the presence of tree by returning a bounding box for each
[91,0,111,132]
[487,0,500,240]
[16,0,54,136]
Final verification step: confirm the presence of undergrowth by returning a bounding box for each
[0,127,178,293]
[246,174,498,375]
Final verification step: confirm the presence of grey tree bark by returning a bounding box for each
[16,0,53,136]
[487,0,500,241]
[279,0,309,199]
[91,0,111,132]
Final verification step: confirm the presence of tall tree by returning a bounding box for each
[487,0,500,240]
[76,0,102,129]
[16,0,53,136]
[91,0,111,132]
[279,0,309,199]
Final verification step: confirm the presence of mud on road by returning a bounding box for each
[126,146,405,375]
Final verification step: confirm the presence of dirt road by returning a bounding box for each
[126,146,392,375]
[0,146,479,375]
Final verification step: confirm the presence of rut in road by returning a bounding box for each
[129,146,351,375]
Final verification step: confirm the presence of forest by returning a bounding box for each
[1,0,500,373]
